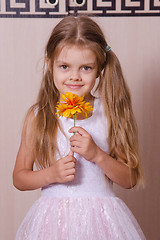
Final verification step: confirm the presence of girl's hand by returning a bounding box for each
[49,150,76,183]
[69,127,99,162]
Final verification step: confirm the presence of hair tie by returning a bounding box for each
[105,45,111,52]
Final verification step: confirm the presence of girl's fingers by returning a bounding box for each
[68,150,74,156]
[55,155,76,183]
[65,175,75,182]
[69,127,88,136]
[65,168,76,176]
[70,146,82,155]
[70,134,82,142]
[61,156,76,165]
[70,140,82,148]
[65,161,75,170]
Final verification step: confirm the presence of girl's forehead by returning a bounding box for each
[55,44,97,62]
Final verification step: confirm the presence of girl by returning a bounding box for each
[13,16,146,239]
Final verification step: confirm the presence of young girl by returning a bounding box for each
[13,16,146,239]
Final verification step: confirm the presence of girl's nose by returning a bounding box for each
[69,70,81,81]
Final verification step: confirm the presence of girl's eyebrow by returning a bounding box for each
[55,60,68,64]
[82,62,96,66]
[55,60,96,66]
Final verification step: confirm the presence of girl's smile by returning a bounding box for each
[65,84,83,89]
[52,45,98,102]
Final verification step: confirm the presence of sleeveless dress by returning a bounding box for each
[16,98,146,240]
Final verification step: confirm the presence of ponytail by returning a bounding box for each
[99,50,143,183]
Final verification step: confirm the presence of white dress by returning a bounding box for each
[16,98,146,240]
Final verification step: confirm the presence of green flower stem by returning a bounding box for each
[74,114,75,135]
[74,114,75,127]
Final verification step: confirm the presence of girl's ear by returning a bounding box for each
[46,58,52,73]
[46,58,49,68]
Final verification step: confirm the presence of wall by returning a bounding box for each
[0,1,160,239]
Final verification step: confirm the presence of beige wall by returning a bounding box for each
[0,16,160,239]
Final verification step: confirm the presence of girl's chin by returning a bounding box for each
[63,91,83,96]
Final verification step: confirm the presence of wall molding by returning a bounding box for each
[0,0,159,18]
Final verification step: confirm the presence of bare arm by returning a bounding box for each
[91,147,137,189]
[13,111,76,191]
[69,127,137,189]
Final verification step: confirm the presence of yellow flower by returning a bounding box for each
[56,92,93,119]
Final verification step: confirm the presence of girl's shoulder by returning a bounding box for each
[24,107,36,127]
[19,107,37,149]
[27,104,40,118]
[23,105,38,133]
[33,104,39,117]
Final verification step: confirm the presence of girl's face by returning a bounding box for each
[52,45,98,102]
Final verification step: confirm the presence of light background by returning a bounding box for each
[0,16,160,240]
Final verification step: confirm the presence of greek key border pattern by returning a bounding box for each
[0,0,160,18]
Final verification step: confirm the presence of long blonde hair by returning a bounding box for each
[25,16,143,182]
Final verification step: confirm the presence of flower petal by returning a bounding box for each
[55,92,93,119]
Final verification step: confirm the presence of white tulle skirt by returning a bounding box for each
[16,196,146,240]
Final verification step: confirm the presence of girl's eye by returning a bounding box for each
[82,66,92,71]
[60,65,68,70]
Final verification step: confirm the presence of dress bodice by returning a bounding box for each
[41,98,114,198]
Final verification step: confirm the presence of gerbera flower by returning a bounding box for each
[56,92,93,119]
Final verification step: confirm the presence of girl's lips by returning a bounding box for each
[65,84,83,89]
